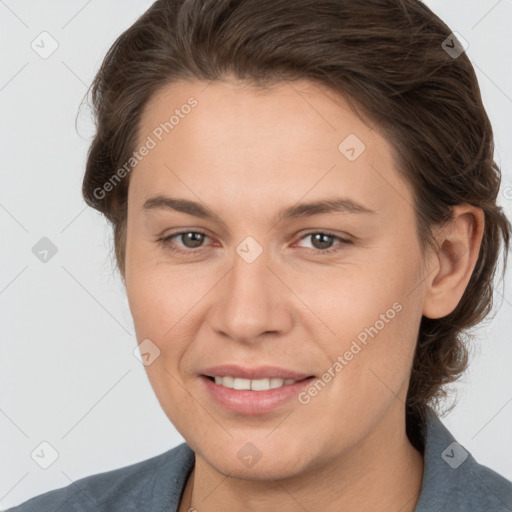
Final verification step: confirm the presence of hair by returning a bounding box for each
[82,0,510,442]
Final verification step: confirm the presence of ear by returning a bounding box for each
[422,204,485,319]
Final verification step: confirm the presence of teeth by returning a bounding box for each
[270,378,284,389]
[251,378,270,391]
[211,376,298,391]
[233,378,251,390]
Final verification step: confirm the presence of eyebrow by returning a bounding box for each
[142,195,376,224]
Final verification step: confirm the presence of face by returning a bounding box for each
[124,77,429,480]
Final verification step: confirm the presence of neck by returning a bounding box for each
[179,404,424,512]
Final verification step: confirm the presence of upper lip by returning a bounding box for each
[201,364,313,380]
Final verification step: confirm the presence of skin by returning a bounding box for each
[123,77,484,512]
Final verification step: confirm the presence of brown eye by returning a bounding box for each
[296,231,352,254]
[176,232,207,249]
[159,230,212,254]
[309,233,336,250]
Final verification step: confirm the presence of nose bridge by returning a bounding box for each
[208,242,292,343]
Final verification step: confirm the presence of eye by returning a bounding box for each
[295,231,352,254]
[159,230,211,254]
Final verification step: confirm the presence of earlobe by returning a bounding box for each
[422,205,485,319]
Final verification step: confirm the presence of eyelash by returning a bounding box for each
[158,230,352,256]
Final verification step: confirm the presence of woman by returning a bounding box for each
[8,0,512,511]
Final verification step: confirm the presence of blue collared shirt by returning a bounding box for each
[6,409,512,511]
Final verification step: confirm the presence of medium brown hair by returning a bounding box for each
[82,0,511,435]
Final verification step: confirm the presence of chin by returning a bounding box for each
[205,452,309,482]
[192,433,317,481]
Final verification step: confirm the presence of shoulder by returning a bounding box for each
[460,455,512,511]
[415,409,512,512]
[6,443,195,512]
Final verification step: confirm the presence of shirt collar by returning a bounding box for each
[414,406,467,511]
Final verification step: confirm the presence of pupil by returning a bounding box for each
[312,233,332,250]
[183,232,204,248]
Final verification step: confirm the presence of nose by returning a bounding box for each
[207,247,294,344]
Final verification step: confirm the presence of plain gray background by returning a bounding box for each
[1,0,511,509]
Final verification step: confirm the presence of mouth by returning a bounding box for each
[199,365,316,415]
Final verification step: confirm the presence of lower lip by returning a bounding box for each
[201,375,315,415]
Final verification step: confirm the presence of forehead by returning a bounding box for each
[131,78,412,219]
[138,77,379,150]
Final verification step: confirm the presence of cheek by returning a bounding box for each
[125,263,203,429]
[125,259,215,366]
[291,248,418,339]
[302,245,423,394]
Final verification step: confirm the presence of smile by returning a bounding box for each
[201,375,315,415]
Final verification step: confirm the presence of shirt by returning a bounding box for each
[6,408,512,511]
